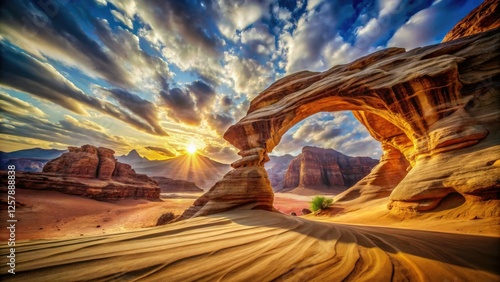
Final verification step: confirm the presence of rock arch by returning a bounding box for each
[180,27,500,219]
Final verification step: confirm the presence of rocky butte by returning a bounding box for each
[270,146,378,195]
[180,0,500,219]
[0,145,161,201]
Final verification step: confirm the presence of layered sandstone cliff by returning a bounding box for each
[281,147,378,195]
[180,1,500,218]
[3,145,161,201]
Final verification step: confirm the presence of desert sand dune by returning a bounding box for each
[2,210,498,282]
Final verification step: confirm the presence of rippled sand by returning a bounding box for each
[2,209,498,281]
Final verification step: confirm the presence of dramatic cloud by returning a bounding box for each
[206,113,234,135]
[92,18,172,92]
[0,101,129,150]
[273,112,382,158]
[186,80,216,109]
[388,0,480,50]
[158,77,201,125]
[0,41,167,136]
[0,0,480,162]
[0,92,47,119]
[224,52,274,98]
[145,146,176,157]
[214,0,273,39]
[0,0,132,88]
[284,1,356,73]
[101,88,168,136]
[116,0,226,85]
[110,9,133,29]
[240,23,276,56]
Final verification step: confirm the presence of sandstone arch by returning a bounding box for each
[180,27,500,219]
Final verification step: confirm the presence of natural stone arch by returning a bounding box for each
[180,28,499,219]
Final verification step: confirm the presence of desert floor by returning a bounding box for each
[0,189,499,281]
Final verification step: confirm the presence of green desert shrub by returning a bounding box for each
[310,196,333,212]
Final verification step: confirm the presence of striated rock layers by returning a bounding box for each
[282,147,378,195]
[180,3,500,218]
[2,145,161,201]
[442,0,500,42]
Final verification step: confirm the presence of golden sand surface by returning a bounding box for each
[1,209,499,281]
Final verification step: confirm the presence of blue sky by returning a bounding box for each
[0,0,482,162]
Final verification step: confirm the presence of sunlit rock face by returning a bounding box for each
[442,0,500,42]
[37,144,160,200]
[282,146,378,194]
[181,1,500,217]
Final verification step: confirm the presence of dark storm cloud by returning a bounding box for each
[222,96,233,107]
[0,42,167,136]
[186,80,216,109]
[145,146,176,157]
[0,0,132,88]
[207,113,234,135]
[159,79,201,125]
[103,88,168,136]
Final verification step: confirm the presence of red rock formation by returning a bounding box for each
[180,2,500,218]
[0,171,160,201]
[442,0,500,42]
[44,145,155,185]
[35,145,160,200]
[43,145,99,178]
[282,147,378,195]
[96,147,116,180]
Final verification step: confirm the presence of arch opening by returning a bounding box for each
[266,111,388,215]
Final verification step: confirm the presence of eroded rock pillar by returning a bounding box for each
[179,147,274,219]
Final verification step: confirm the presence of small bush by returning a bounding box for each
[310,196,333,212]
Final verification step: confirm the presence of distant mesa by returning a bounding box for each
[0,144,160,201]
[266,146,378,195]
[152,176,203,193]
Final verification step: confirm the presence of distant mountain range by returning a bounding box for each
[1,147,230,190]
[0,148,67,161]
[0,148,67,171]
[117,150,230,190]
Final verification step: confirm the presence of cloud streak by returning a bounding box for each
[0,41,167,136]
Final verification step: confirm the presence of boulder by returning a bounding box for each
[156,212,176,226]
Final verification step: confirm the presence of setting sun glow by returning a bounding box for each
[187,143,197,154]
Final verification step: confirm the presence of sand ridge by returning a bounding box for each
[1,209,498,281]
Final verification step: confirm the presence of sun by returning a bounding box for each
[187,143,197,155]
